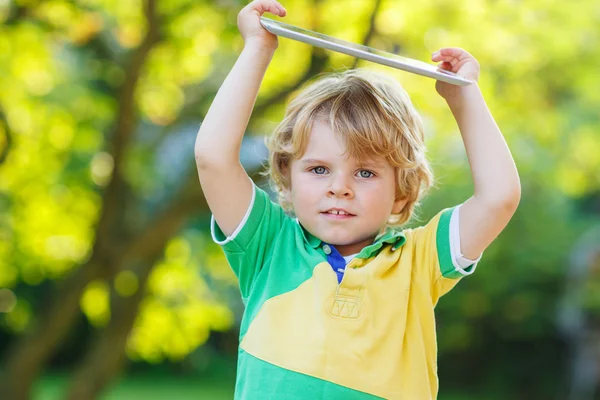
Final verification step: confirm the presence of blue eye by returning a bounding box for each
[311,166,327,175]
[358,170,374,178]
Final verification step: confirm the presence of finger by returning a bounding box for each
[433,54,472,73]
[437,61,452,71]
[262,1,283,16]
[431,52,450,63]
[438,57,468,71]
[432,54,459,68]
[452,58,471,71]
[248,0,286,17]
[437,47,469,57]
[432,54,453,62]
[431,47,471,62]
[274,1,287,15]
[268,0,286,15]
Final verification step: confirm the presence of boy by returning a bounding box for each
[195,1,521,398]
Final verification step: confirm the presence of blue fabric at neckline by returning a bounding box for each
[324,243,347,284]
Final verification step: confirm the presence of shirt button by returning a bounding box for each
[322,244,331,255]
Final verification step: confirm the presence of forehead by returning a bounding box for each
[300,118,387,167]
[302,118,341,153]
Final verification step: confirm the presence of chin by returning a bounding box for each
[318,230,363,246]
[302,219,376,246]
[322,236,355,246]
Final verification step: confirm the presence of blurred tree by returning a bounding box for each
[0,110,11,165]
[558,225,600,400]
[0,0,238,398]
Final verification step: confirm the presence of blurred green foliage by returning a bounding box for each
[0,0,599,398]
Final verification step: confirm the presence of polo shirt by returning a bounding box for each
[212,183,478,399]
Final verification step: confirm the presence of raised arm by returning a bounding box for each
[432,48,521,260]
[195,0,287,236]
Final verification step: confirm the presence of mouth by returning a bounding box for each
[321,208,356,218]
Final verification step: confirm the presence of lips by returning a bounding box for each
[321,208,355,216]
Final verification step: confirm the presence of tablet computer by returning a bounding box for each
[260,17,473,86]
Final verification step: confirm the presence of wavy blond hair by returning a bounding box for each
[264,68,434,228]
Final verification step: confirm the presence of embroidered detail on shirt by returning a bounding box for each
[328,286,363,319]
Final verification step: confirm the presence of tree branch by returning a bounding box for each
[118,178,202,268]
[3,2,33,25]
[252,0,330,117]
[351,0,383,69]
[0,110,12,166]
[252,48,329,118]
[94,0,161,263]
[118,163,268,267]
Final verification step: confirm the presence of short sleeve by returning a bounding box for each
[450,205,482,267]
[410,207,478,303]
[211,183,287,300]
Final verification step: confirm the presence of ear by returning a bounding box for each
[281,186,292,203]
[279,162,293,203]
[391,197,408,215]
[281,163,291,188]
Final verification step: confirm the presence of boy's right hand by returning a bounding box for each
[238,0,287,50]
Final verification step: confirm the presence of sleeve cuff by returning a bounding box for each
[436,206,479,279]
[449,204,480,274]
[211,182,257,246]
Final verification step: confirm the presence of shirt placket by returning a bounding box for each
[322,243,347,284]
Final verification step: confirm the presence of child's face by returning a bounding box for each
[286,118,406,256]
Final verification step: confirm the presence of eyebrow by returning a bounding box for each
[299,158,385,169]
[300,158,329,165]
[358,160,386,169]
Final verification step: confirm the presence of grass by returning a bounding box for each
[32,370,492,400]
[34,372,235,400]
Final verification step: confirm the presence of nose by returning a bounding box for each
[327,173,354,199]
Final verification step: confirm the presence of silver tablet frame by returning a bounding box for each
[260,17,473,86]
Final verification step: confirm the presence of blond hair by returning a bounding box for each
[264,68,434,227]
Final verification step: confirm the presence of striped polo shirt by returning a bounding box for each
[212,183,478,399]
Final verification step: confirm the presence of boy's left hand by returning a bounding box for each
[431,47,480,101]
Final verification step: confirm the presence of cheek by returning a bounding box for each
[293,181,319,203]
[290,173,318,203]
[292,172,317,191]
[362,181,396,209]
